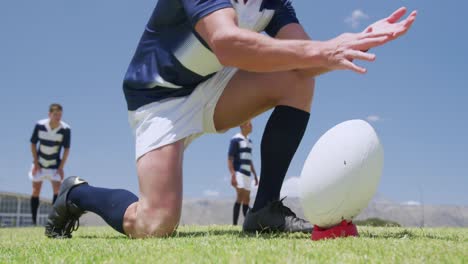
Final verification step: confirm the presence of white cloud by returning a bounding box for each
[345,9,369,29]
[203,190,220,197]
[402,200,421,206]
[366,115,381,122]
[280,177,301,198]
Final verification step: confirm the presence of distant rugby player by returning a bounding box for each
[45,0,416,238]
[30,103,70,225]
[228,120,258,225]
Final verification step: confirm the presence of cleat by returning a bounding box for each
[45,176,87,238]
[243,198,313,233]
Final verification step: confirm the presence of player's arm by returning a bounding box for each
[228,139,238,187]
[30,125,41,174]
[227,157,236,177]
[250,160,258,185]
[275,23,331,77]
[57,148,70,179]
[59,148,70,171]
[196,8,327,72]
[196,7,416,74]
[58,129,71,179]
[31,144,39,166]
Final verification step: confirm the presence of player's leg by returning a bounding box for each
[238,175,251,217]
[31,181,42,225]
[51,180,60,203]
[233,187,242,225]
[123,140,184,238]
[46,140,183,239]
[214,70,314,232]
[242,189,250,217]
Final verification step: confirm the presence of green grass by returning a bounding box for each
[1,226,467,263]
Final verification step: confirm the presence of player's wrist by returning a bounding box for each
[304,40,336,69]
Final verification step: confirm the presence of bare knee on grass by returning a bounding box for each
[124,200,181,238]
[125,141,184,238]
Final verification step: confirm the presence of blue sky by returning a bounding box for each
[1,0,466,205]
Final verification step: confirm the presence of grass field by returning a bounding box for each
[1,226,467,263]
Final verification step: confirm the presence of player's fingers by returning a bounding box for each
[346,50,376,62]
[386,7,407,23]
[352,36,389,51]
[393,13,417,38]
[341,59,367,74]
[359,31,393,40]
[402,11,417,30]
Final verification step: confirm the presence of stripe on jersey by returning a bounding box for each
[39,157,57,168]
[229,133,253,177]
[38,131,63,142]
[40,145,60,155]
[173,33,222,76]
[30,119,70,169]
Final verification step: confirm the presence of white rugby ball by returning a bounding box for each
[299,120,384,228]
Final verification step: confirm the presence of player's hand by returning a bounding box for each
[363,7,417,41]
[254,177,259,186]
[231,175,237,188]
[57,168,64,180]
[323,32,390,74]
[32,163,41,176]
[322,7,417,74]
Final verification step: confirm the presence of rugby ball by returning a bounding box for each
[299,120,384,228]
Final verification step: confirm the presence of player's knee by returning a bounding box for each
[135,207,180,238]
[32,187,41,196]
[273,71,315,106]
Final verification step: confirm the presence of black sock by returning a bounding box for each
[252,106,309,212]
[52,194,58,204]
[242,204,249,216]
[68,184,138,234]
[31,196,40,225]
[233,202,241,225]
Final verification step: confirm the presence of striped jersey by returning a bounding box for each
[123,0,299,111]
[30,119,71,169]
[228,133,253,177]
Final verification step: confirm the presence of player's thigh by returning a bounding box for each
[135,139,184,224]
[214,70,314,131]
[32,181,42,196]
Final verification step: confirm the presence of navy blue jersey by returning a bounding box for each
[123,0,299,111]
[30,119,71,169]
[228,133,253,177]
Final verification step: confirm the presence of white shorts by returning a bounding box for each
[128,67,238,160]
[28,165,61,182]
[236,172,251,191]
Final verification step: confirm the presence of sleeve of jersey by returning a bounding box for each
[181,0,233,27]
[264,0,300,37]
[63,129,71,148]
[228,139,238,157]
[30,125,39,144]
